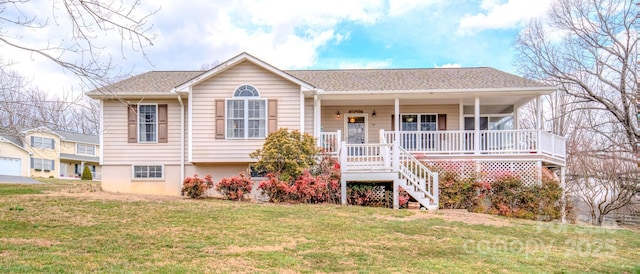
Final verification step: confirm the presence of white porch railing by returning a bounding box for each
[338,138,439,209]
[382,129,566,160]
[319,130,341,155]
[339,142,392,171]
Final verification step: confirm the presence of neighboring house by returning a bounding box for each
[0,127,101,179]
[88,52,566,209]
[0,129,30,177]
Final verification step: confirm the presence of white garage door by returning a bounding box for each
[0,157,21,176]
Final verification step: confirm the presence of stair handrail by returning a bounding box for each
[396,145,439,205]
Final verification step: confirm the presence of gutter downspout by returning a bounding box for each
[177,94,185,195]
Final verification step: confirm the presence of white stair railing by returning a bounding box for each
[395,145,439,208]
[382,128,438,209]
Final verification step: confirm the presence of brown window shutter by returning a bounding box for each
[438,114,447,130]
[158,104,168,143]
[215,99,225,139]
[127,105,137,143]
[268,99,278,134]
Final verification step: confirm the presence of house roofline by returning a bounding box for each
[314,86,556,96]
[86,92,187,100]
[0,136,30,153]
[173,52,317,93]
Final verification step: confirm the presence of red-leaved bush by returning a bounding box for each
[216,173,253,201]
[182,174,214,198]
[257,173,291,202]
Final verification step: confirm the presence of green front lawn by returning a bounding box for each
[0,179,638,273]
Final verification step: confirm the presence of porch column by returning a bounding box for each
[514,103,519,129]
[474,96,480,155]
[394,98,400,172]
[314,95,321,146]
[560,166,566,223]
[393,179,399,209]
[536,95,543,130]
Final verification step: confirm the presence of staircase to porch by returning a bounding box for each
[334,132,439,210]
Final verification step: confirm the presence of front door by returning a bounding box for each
[345,114,367,144]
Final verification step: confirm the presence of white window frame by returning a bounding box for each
[400,113,438,131]
[31,158,55,171]
[132,165,164,180]
[76,143,96,156]
[31,136,54,149]
[225,85,267,139]
[138,104,158,143]
[463,114,513,130]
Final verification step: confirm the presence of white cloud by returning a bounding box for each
[338,60,392,69]
[458,0,552,33]
[434,63,462,68]
[387,0,443,17]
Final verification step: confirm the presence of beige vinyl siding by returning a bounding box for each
[102,99,185,165]
[321,104,460,143]
[25,132,61,178]
[304,98,314,134]
[60,141,75,154]
[191,61,302,163]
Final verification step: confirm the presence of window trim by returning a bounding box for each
[131,164,164,180]
[31,136,55,150]
[137,104,158,143]
[463,113,513,130]
[225,84,268,140]
[76,143,96,156]
[31,158,55,171]
[400,113,438,131]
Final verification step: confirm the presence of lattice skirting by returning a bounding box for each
[424,160,540,187]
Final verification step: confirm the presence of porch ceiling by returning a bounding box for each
[319,95,534,106]
[311,87,551,107]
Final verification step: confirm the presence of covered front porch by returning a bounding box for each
[305,92,566,209]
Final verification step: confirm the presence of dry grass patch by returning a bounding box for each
[0,180,638,273]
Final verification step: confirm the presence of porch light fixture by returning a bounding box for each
[372,110,376,118]
[349,117,356,123]
[336,111,340,118]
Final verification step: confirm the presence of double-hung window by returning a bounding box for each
[226,85,267,139]
[31,158,54,171]
[31,136,55,149]
[77,144,95,155]
[138,105,157,143]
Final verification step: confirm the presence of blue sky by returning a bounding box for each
[4,0,552,97]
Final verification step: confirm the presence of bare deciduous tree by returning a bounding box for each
[0,0,157,88]
[0,62,99,134]
[515,0,638,155]
[515,0,639,225]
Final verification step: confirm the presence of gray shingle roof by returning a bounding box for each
[0,132,23,148]
[90,71,204,94]
[284,67,550,91]
[56,131,99,145]
[90,67,550,95]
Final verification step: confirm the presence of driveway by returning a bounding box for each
[0,175,42,184]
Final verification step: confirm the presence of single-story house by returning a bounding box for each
[87,52,566,209]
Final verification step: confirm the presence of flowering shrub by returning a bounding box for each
[436,168,488,210]
[250,128,319,182]
[257,173,292,202]
[182,174,214,198]
[216,173,253,201]
[487,171,563,220]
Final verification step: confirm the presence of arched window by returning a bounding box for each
[233,84,259,97]
[227,85,267,139]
